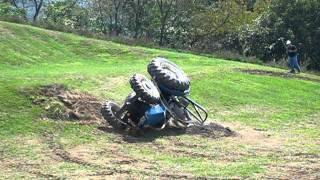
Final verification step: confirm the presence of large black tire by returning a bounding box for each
[124,92,136,102]
[101,101,127,130]
[148,57,190,91]
[129,74,160,104]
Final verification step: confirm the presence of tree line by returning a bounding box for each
[1,0,319,71]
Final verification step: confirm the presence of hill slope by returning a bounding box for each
[0,21,320,179]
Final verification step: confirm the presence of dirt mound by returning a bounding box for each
[237,68,320,83]
[185,122,235,138]
[30,84,102,122]
[99,122,235,142]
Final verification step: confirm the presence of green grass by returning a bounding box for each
[0,21,319,178]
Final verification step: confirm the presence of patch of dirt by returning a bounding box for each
[237,68,320,83]
[58,123,236,178]
[98,122,235,143]
[27,84,103,122]
[66,143,208,179]
[222,121,282,148]
[43,133,101,169]
[42,132,201,179]
[185,122,235,138]
[68,143,152,169]
[263,163,320,179]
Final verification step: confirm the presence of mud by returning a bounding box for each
[237,68,320,83]
[185,123,235,138]
[99,122,235,143]
[28,84,103,122]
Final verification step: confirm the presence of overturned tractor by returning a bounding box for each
[101,57,208,131]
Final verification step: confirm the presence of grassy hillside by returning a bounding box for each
[0,21,319,179]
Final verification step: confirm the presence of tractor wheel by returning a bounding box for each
[124,92,136,102]
[168,103,189,129]
[129,74,160,104]
[148,57,190,91]
[101,101,127,130]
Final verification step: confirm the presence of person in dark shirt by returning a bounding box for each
[286,40,301,73]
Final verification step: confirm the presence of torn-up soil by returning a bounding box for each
[237,68,320,83]
[24,84,235,140]
[185,122,234,138]
[99,122,235,143]
[26,84,103,122]
[221,121,281,147]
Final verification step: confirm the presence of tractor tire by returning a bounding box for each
[129,74,160,104]
[168,102,189,129]
[148,57,190,91]
[101,101,127,130]
[124,92,136,102]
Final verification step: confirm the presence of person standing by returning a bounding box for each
[286,40,301,73]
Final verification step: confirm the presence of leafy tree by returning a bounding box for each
[186,0,258,51]
[5,0,44,21]
[44,0,90,30]
[0,2,26,19]
[125,0,149,38]
[1,0,319,70]
[240,0,320,70]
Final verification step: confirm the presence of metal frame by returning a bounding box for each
[182,96,208,125]
[160,95,208,126]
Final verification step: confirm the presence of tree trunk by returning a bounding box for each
[133,0,140,38]
[156,0,173,46]
[159,19,165,46]
[32,0,43,22]
[112,0,122,36]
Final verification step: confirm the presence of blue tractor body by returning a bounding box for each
[142,104,166,128]
[141,85,190,128]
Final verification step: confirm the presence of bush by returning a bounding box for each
[0,3,26,23]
